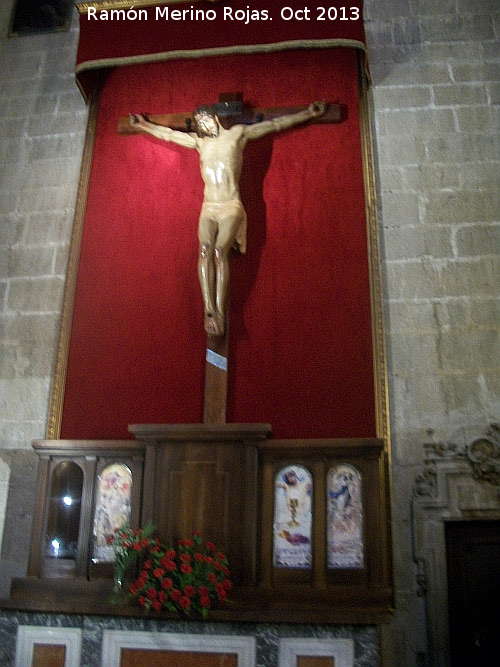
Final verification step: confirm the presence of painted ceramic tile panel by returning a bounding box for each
[92,463,132,562]
[327,465,363,569]
[273,465,312,568]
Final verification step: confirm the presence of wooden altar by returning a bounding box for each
[3,424,392,624]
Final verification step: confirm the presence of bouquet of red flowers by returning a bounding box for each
[107,521,156,593]
[127,531,232,618]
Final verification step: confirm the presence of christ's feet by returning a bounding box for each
[204,311,224,336]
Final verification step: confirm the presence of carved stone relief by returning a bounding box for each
[467,423,500,486]
[412,424,500,666]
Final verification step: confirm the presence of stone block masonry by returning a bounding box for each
[0,5,87,451]
[0,1,87,597]
[365,0,500,663]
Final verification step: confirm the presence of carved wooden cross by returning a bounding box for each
[118,93,343,424]
[118,92,342,134]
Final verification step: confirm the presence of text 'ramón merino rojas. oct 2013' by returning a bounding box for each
[86,4,361,24]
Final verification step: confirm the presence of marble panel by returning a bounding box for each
[278,638,354,667]
[15,625,81,667]
[0,612,379,667]
[102,630,256,666]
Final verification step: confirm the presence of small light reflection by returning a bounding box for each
[62,496,72,506]
[51,539,60,554]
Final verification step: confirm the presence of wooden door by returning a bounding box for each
[446,520,500,666]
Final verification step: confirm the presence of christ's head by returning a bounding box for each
[284,471,298,486]
[194,107,220,138]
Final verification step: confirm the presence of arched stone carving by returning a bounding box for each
[412,425,500,666]
[467,423,500,486]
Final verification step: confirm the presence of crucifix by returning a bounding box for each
[118,93,342,424]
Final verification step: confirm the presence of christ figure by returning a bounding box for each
[130,101,326,336]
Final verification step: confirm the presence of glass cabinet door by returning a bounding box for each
[43,461,84,576]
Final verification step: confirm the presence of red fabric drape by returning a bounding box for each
[61,47,375,439]
[76,1,366,100]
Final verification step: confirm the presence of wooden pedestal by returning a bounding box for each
[129,423,272,587]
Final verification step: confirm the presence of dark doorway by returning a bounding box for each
[446,520,500,666]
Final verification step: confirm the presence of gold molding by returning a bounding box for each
[46,84,102,439]
[357,53,393,594]
[76,0,214,13]
[358,54,390,450]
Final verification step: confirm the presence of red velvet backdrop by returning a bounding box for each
[76,0,366,100]
[61,47,376,439]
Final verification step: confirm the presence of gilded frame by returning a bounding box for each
[46,83,101,440]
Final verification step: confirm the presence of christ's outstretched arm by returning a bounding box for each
[130,114,198,149]
[242,101,326,141]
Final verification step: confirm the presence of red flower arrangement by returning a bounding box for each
[106,522,156,593]
[126,530,232,618]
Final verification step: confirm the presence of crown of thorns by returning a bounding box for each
[194,106,216,118]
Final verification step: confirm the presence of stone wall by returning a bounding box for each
[0,0,498,664]
[0,1,87,593]
[364,0,499,664]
